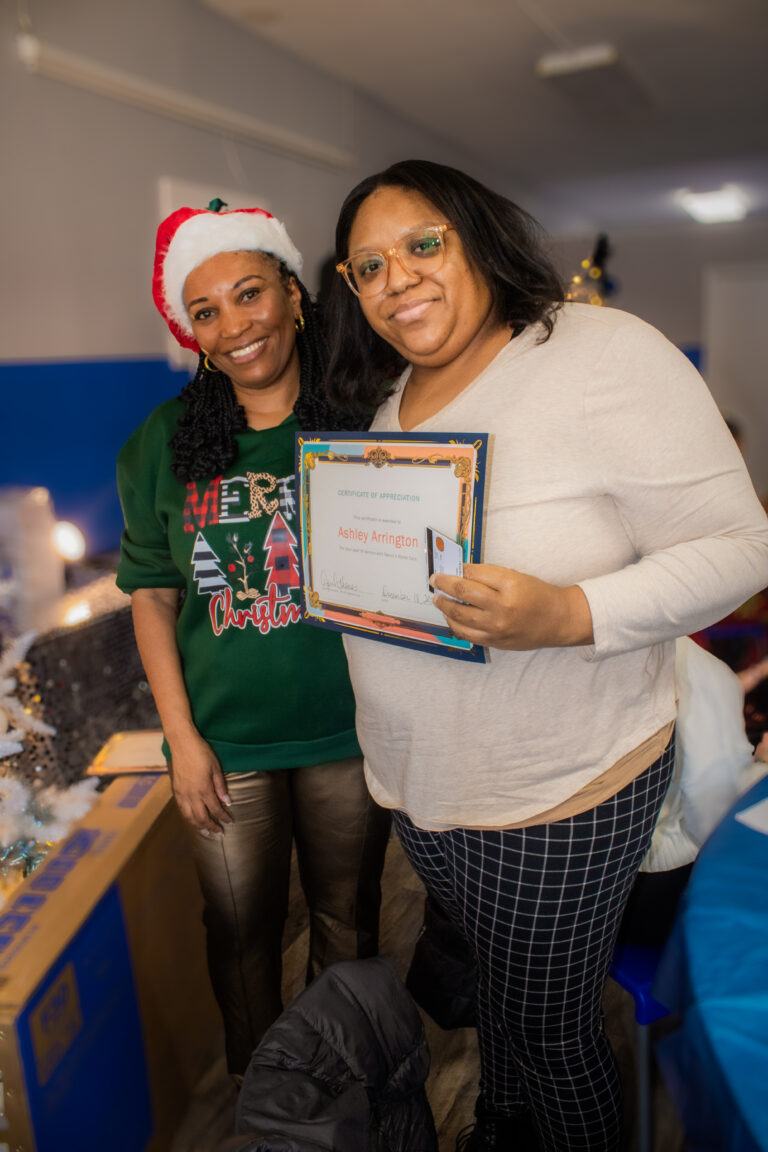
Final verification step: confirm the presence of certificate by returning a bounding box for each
[297,431,488,662]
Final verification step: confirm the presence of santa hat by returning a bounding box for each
[152,202,304,351]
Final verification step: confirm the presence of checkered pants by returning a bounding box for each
[394,739,675,1152]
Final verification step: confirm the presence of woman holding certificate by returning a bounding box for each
[325,160,768,1152]
[116,202,390,1078]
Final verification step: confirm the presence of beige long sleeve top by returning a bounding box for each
[343,304,768,830]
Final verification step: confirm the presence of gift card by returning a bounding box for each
[426,527,463,600]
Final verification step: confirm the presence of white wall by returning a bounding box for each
[704,263,768,498]
[551,220,768,350]
[0,0,512,362]
[4,0,768,419]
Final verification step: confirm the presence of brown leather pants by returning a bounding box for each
[189,756,391,1074]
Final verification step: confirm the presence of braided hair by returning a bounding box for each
[170,259,363,483]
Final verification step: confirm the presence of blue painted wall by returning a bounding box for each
[0,359,189,555]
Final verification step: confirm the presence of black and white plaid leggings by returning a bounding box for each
[394,737,675,1151]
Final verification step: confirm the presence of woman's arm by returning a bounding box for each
[131,587,232,834]
[434,318,768,654]
[572,325,768,659]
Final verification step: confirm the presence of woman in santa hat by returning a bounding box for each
[116,201,391,1078]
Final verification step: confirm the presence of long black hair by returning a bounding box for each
[324,159,565,414]
[170,259,360,482]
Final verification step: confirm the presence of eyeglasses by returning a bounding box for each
[336,224,454,298]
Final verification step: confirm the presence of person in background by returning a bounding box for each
[116,202,390,1077]
[324,159,768,1152]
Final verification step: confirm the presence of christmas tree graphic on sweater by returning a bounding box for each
[191,533,228,594]
[263,512,299,594]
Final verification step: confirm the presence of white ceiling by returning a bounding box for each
[199,0,768,234]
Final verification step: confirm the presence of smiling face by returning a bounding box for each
[183,250,301,396]
[346,185,504,372]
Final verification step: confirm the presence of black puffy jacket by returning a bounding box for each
[218,957,438,1152]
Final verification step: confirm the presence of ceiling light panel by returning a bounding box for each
[675,185,749,223]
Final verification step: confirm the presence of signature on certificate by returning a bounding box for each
[381,585,432,607]
[320,570,361,596]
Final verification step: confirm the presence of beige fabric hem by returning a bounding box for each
[490,720,675,830]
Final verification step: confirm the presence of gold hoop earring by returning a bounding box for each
[204,355,217,373]
[294,314,306,333]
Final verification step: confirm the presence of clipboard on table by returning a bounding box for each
[87,730,167,776]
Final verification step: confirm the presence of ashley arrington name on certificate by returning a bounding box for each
[296,432,488,662]
[337,526,419,548]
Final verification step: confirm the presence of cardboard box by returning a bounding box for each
[0,774,221,1152]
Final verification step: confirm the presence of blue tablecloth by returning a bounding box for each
[654,774,768,1152]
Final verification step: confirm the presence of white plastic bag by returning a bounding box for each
[641,637,766,872]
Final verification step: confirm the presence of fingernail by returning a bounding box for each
[200,829,210,837]
[223,796,232,806]
[428,574,436,587]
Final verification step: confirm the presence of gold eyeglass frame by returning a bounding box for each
[336,224,454,297]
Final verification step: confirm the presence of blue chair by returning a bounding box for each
[610,942,670,1152]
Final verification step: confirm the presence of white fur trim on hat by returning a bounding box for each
[163,211,303,338]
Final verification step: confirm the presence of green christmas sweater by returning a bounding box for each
[116,398,360,773]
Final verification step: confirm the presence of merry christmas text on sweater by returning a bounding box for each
[183,471,302,636]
